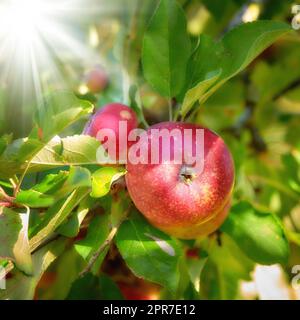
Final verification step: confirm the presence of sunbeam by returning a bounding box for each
[0,0,143,136]
[0,0,109,134]
[0,0,103,91]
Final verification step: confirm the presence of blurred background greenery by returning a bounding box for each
[0,0,300,299]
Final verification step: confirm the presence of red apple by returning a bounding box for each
[84,103,138,163]
[125,122,234,239]
[86,67,109,93]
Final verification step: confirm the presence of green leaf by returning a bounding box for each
[29,188,90,252]
[57,205,89,238]
[90,167,126,198]
[75,213,111,273]
[34,91,93,142]
[115,212,183,294]
[35,135,100,167]
[142,0,191,97]
[0,92,94,178]
[220,21,291,82]
[180,34,222,117]
[29,135,102,172]
[0,207,32,275]
[99,274,124,300]
[221,201,290,265]
[111,192,130,228]
[0,135,101,178]
[15,171,68,208]
[200,234,254,300]
[16,167,91,208]
[186,34,222,89]
[37,246,86,300]
[181,70,221,119]
[75,213,110,260]
[180,21,291,117]
[0,238,66,300]
[186,254,207,293]
[67,273,102,300]
[64,166,92,188]
[67,273,123,300]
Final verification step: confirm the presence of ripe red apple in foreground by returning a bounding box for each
[126,122,235,239]
[86,67,109,93]
[84,103,138,162]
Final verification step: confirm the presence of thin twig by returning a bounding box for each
[79,206,131,278]
[136,85,150,128]
[273,78,300,101]
[173,101,182,122]
[78,226,119,278]
[9,177,18,189]
[13,159,32,197]
[173,109,180,122]
[168,99,173,122]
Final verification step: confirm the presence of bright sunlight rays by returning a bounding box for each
[0,0,103,105]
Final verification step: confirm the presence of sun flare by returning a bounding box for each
[0,0,103,105]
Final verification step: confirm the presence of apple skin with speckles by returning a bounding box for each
[84,103,138,162]
[125,122,235,239]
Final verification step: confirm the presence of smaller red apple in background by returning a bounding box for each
[126,122,235,239]
[86,66,109,94]
[84,103,138,162]
[186,248,200,259]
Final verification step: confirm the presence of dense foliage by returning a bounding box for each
[0,0,300,300]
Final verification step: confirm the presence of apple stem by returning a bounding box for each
[0,186,15,205]
[168,99,173,122]
[179,165,196,185]
[79,225,119,278]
